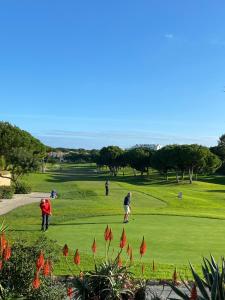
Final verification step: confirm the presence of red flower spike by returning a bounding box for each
[0,260,3,270]
[104,225,110,241]
[3,244,11,261]
[74,249,80,265]
[119,228,127,249]
[36,251,45,271]
[43,260,51,276]
[63,244,69,256]
[0,233,7,254]
[109,228,113,241]
[32,272,41,289]
[91,238,97,254]
[141,264,145,275]
[140,236,147,257]
[118,254,122,267]
[67,287,73,299]
[190,284,197,300]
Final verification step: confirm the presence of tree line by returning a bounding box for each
[95,143,222,184]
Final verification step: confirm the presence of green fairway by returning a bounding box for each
[2,163,225,278]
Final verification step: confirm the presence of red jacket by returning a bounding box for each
[40,200,52,215]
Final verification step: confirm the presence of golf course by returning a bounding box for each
[2,163,225,279]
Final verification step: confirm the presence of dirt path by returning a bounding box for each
[0,192,50,215]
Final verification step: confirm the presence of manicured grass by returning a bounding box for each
[2,163,225,278]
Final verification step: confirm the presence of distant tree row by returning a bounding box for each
[96,144,222,183]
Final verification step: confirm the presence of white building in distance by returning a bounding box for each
[130,144,162,151]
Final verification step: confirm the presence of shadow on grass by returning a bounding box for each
[51,221,123,226]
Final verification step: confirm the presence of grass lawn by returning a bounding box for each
[2,163,225,279]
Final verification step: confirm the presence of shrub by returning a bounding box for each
[14,181,32,194]
[0,235,67,299]
[0,186,14,199]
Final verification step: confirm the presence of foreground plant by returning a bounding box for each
[63,227,148,299]
[169,255,225,300]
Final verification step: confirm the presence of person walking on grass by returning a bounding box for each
[105,180,109,196]
[123,192,132,223]
[40,198,52,231]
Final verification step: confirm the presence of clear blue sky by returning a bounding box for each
[1,0,225,149]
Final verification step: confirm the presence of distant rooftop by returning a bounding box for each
[130,144,162,150]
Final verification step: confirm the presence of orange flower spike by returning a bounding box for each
[141,264,145,275]
[118,254,122,267]
[0,260,3,270]
[36,251,45,271]
[3,244,11,261]
[63,244,69,257]
[190,284,198,300]
[109,228,113,241]
[0,233,7,254]
[67,287,73,299]
[43,260,51,276]
[104,225,110,241]
[91,238,97,254]
[32,272,41,289]
[140,236,147,257]
[74,249,81,265]
[119,228,127,249]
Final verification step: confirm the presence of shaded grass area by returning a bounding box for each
[2,163,225,278]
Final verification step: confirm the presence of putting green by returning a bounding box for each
[47,214,225,265]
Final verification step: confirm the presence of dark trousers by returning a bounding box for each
[41,214,49,231]
[105,187,109,196]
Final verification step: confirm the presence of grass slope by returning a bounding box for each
[2,164,225,278]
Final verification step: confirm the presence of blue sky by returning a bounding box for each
[0,0,225,149]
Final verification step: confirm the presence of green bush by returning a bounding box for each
[0,236,67,299]
[0,186,14,199]
[14,181,32,194]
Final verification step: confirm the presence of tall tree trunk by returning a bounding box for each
[189,168,193,184]
[176,171,179,183]
[195,173,198,181]
[181,171,185,181]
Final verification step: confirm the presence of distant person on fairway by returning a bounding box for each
[50,189,57,199]
[123,192,132,223]
[105,180,109,196]
[40,198,52,231]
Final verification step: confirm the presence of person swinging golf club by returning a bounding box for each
[123,192,132,223]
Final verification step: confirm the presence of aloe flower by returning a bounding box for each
[91,238,97,254]
[67,287,73,299]
[172,267,178,285]
[104,225,110,241]
[36,251,45,271]
[63,244,69,256]
[43,260,51,276]
[3,243,11,261]
[119,228,127,249]
[190,284,197,300]
[118,254,122,267]
[74,249,80,265]
[109,228,113,241]
[140,236,147,257]
[32,272,41,289]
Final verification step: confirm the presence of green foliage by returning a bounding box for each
[14,181,32,194]
[125,148,154,175]
[0,186,14,199]
[0,122,46,184]
[169,255,225,300]
[98,146,124,176]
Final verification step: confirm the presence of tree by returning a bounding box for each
[99,146,124,176]
[210,134,225,174]
[0,122,46,185]
[126,147,153,176]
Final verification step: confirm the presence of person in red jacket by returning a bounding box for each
[40,198,52,231]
